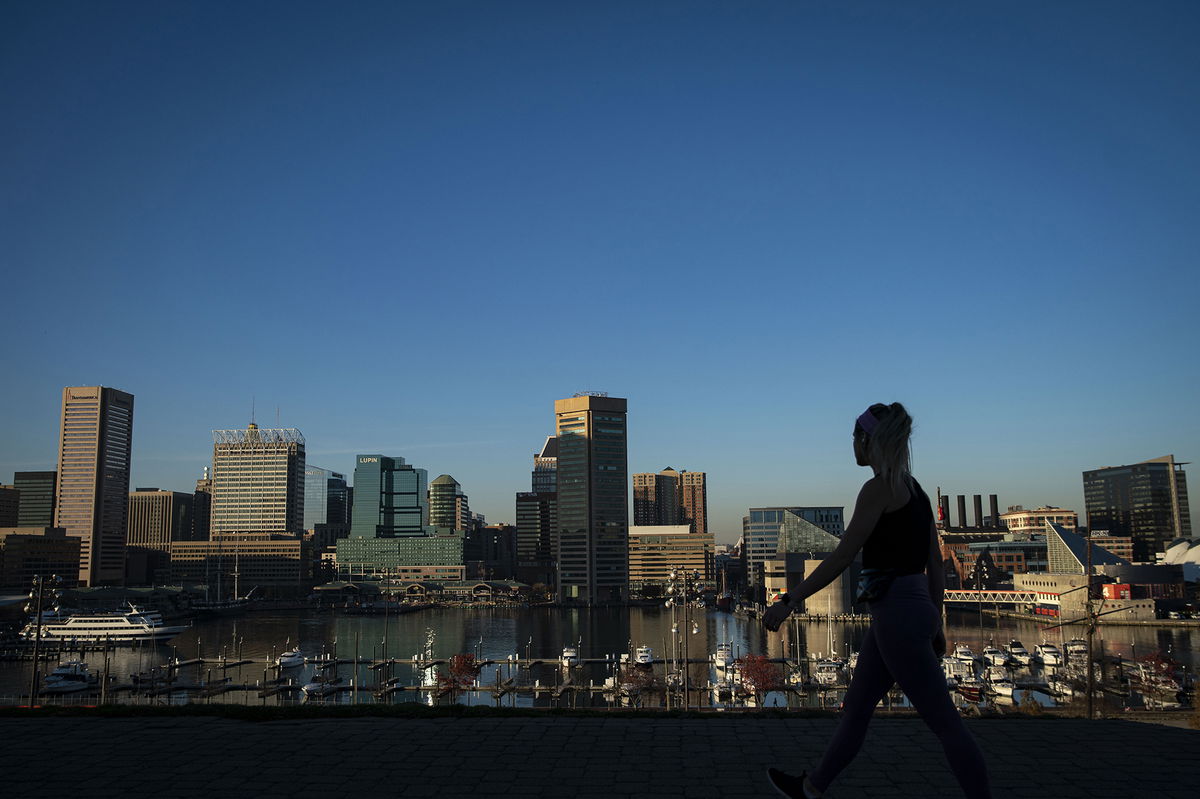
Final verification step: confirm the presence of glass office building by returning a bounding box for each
[555,394,628,604]
[14,471,57,527]
[742,507,844,577]
[303,466,348,531]
[336,454,463,578]
[1084,455,1192,562]
[349,455,427,538]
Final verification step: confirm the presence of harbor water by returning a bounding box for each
[2,605,1196,710]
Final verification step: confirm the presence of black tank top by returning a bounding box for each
[861,477,932,574]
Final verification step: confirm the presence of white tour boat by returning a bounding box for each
[20,604,188,645]
[634,646,654,666]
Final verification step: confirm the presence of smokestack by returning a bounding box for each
[939,496,951,528]
[957,495,967,529]
[973,495,984,529]
[989,495,999,529]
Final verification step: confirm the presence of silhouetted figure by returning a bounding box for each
[763,403,991,799]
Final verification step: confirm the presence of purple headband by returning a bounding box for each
[856,408,880,435]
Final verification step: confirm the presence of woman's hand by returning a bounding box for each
[762,598,793,632]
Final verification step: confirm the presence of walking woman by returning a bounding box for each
[763,403,991,799]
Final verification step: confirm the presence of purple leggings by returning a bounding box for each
[809,574,991,798]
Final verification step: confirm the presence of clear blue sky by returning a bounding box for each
[2,1,1197,543]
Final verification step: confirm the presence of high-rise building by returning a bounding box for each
[1083,455,1193,562]
[633,470,678,526]
[679,470,708,536]
[126,488,194,584]
[555,394,628,604]
[515,490,557,586]
[54,385,134,586]
[0,486,18,527]
[127,489,195,550]
[429,475,471,531]
[193,469,213,540]
[336,454,463,580]
[532,437,557,493]
[516,436,558,586]
[303,466,348,531]
[632,468,708,534]
[13,471,56,527]
[210,424,305,535]
[349,455,427,538]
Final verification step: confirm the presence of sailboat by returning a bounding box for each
[195,550,256,613]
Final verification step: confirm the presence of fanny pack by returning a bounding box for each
[854,568,898,604]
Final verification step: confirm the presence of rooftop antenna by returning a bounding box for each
[276,406,280,427]
[251,396,256,426]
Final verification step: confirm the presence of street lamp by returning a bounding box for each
[25,574,62,704]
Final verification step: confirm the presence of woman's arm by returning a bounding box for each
[926,519,945,612]
[762,478,889,631]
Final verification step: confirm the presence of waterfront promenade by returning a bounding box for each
[0,713,1195,797]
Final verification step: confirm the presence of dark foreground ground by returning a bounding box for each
[1,713,1195,798]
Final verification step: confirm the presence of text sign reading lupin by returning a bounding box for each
[359,457,379,463]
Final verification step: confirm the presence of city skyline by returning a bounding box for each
[2,3,1198,541]
[1,382,1196,546]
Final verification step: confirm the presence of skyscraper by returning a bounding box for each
[210,424,305,535]
[532,436,557,493]
[632,468,708,534]
[429,474,471,531]
[336,454,464,580]
[679,470,708,536]
[54,386,134,586]
[349,455,427,538]
[303,466,348,531]
[555,393,628,604]
[193,468,213,540]
[1083,455,1192,562]
[127,489,195,550]
[14,471,57,527]
[516,436,558,587]
[0,486,18,526]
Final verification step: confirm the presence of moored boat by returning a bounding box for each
[1034,643,1063,667]
[982,646,1010,667]
[1005,640,1032,666]
[276,649,304,668]
[20,604,188,645]
[984,665,1015,697]
[41,660,98,694]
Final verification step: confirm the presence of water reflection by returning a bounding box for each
[2,605,1194,710]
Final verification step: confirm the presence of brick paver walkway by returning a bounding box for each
[1,716,1195,797]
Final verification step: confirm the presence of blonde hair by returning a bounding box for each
[857,402,913,495]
